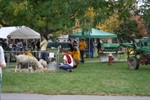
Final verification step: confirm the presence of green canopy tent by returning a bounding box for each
[69,28,117,38]
[69,28,118,59]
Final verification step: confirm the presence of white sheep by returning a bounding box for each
[15,55,44,72]
[39,59,48,68]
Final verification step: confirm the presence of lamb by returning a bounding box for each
[15,55,44,72]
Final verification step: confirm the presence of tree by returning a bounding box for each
[0,0,138,37]
[138,0,150,23]
[138,0,150,37]
[96,13,121,33]
[114,20,141,42]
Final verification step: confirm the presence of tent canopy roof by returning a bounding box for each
[69,28,117,38]
[0,26,41,39]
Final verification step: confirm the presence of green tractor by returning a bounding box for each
[119,37,150,70]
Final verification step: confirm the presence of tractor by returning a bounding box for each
[118,36,150,70]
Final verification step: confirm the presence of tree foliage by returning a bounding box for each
[0,0,138,37]
[96,13,121,33]
[138,0,150,37]
[139,0,150,23]
[114,20,141,42]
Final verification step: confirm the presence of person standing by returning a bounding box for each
[96,39,102,57]
[8,40,13,51]
[89,40,94,58]
[0,46,6,100]
[68,38,74,52]
[15,39,20,55]
[79,38,86,63]
[35,39,40,58]
[73,40,78,49]
[40,35,48,62]
[22,39,27,51]
[31,39,36,57]
[18,40,23,54]
[31,39,36,51]
[36,39,40,51]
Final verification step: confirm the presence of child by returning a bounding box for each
[67,49,73,56]
[72,48,80,65]
[22,50,33,56]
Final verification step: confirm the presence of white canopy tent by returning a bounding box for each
[0,26,42,67]
[0,27,17,39]
[0,26,41,52]
[0,26,41,39]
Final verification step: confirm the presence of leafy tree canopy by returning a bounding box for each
[138,0,150,37]
[114,20,142,42]
[0,0,138,36]
[97,13,121,33]
[139,0,150,23]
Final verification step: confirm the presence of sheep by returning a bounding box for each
[39,59,48,68]
[15,55,44,72]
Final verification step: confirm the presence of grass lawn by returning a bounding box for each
[2,60,150,96]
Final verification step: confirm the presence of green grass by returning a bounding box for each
[2,61,150,96]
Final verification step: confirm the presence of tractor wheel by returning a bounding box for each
[128,57,139,70]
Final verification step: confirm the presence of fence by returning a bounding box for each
[5,47,60,70]
[47,42,69,49]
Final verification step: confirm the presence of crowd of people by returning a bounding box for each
[0,38,41,60]
[68,38,102,59]
[0,35,103,73]
[0,35,50,64]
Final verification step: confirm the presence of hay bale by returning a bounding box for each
[35,68,58,73]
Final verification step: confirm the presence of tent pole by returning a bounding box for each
[117,38,119,43]
[26,39,27,50]
[89,38,90,59]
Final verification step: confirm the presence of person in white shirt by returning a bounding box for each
[0,46,6,100]
[58,50,77,72]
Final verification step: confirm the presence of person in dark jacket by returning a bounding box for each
[68,38,74,52]
[96,39,102,57]
[89,40,94,58]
